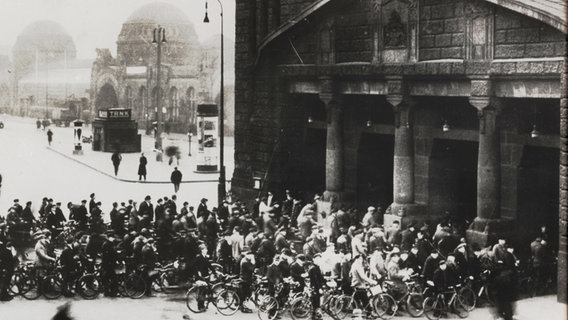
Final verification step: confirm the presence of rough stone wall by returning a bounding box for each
[419,0,466,61]
[334,2,373,63]
[280,0,320,26]
[494,7,565,59]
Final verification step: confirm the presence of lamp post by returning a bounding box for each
[204,0,226,208]
[153,26,166,161]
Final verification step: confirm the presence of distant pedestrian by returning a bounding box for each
[170,167,182,193]
[36,119,41,130]
[111,151,122,176]
[47,129,53,146]
[138,153,147,181]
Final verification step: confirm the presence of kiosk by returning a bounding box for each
[72,120,84,155]
[92,108,141,153]
[194,104,219,173]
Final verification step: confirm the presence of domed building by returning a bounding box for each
[12,20,77,77]
[11,20,91,118]
[90,1,229,135]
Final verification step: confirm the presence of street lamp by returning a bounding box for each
[204,0,226,208]
[153,26,167,161]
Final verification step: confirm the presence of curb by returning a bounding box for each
[47,146,225,184]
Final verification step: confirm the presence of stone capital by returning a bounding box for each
[468,96,491,112]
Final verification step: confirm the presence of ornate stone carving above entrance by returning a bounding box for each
[372,0,418,63]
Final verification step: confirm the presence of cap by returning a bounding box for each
[439,260,446,265]
[368,206,376,211]
[145,195,151,201]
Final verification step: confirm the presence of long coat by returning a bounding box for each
[138,156,147,175]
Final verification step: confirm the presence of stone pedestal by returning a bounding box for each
[73,144,83,155]
[466,217,515,248]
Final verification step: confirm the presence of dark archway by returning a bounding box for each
[517,146,559,252]
[357,133,394,211]
[428,139,478,225]
[95,83,118,111]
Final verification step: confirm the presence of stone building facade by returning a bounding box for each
[90,2,232,134]
[233,0,567,300]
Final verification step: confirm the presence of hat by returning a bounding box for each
[90,193,95,198]
[296,254,307,261]
[144,195,151,201]
[201,198,208,202]
[439,260,446,265]
[367,206,376,211]
[13,199,19,202]
[81,200,87,203]
[282,248,293,256]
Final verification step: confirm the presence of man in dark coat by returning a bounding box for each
[308,254,325,319]
[154,199,165,223]
[491,261,517,320]
[101,237,119,296]
[170,167,183,193]
[111,151,122,176]
[74,200,89,231]
[197,198,209,222]
[0,239,15,301]
[88,193,96,214]
[422,251,441,285]
[60,239,79,296]
[138,196,154,222]
[138,153,147,181]
[47,128,53,145]
[239,252,255,313]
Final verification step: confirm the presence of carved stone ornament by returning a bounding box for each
[384,10,407,48]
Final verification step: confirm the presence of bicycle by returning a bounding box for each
[335,283,395,320]
[381,274,425,318]
[257,277,312,320]
[185,274,240,316]
[423,281,469,320]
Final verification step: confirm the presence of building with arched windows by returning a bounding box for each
[90,1,234,134]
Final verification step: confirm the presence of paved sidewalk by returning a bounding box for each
[43,121,234,184]
[466,295,567,320]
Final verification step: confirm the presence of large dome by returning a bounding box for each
[117,2,199,66]
[12,20,77,76]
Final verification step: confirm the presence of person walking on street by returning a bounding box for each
[170,167,182,193]
[47,129,53,146]
[111,151,122,176]
[138,153,147,181]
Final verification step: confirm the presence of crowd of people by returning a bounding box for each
[0,190,558,320]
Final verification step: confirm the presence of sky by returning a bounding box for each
[0,0,235,59]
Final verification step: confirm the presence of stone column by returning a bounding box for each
[467,97,508,246]
[389,96,415,210]
[320,93,344,201]
[476,105,501,220]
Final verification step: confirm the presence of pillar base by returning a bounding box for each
[384,203,426,229]
[466,217,516,249]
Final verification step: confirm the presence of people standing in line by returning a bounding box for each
[138,153,147,181]
[47,129,53,146]
[111,151,122,176]
[170,167,183,193]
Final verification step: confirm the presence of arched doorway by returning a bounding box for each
[517,146,559,252]
[357,133,394,211]
[428,139,478,225]
[95,83,119,111]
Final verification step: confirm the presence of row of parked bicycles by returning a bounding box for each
[182,271,485,320]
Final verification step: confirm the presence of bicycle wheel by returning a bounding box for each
[289,296,313,320]
[186,286,209,313]
[423,296,442,320]
[458,286,476,311]
[332,294,355,320]
[406,292,425,317]
[22,276,40,300]
[373,293,397,319]
[42,275,62,300]
[257,295,280,320]
[160,271,180,294]
[215,288,240,316]
[77,274,101,299]
[123,274,146,299]
[9,272,26,296]
[453,294,469,318]
[253,285,270,306]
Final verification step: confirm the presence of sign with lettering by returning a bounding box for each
[98,109,131,120]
